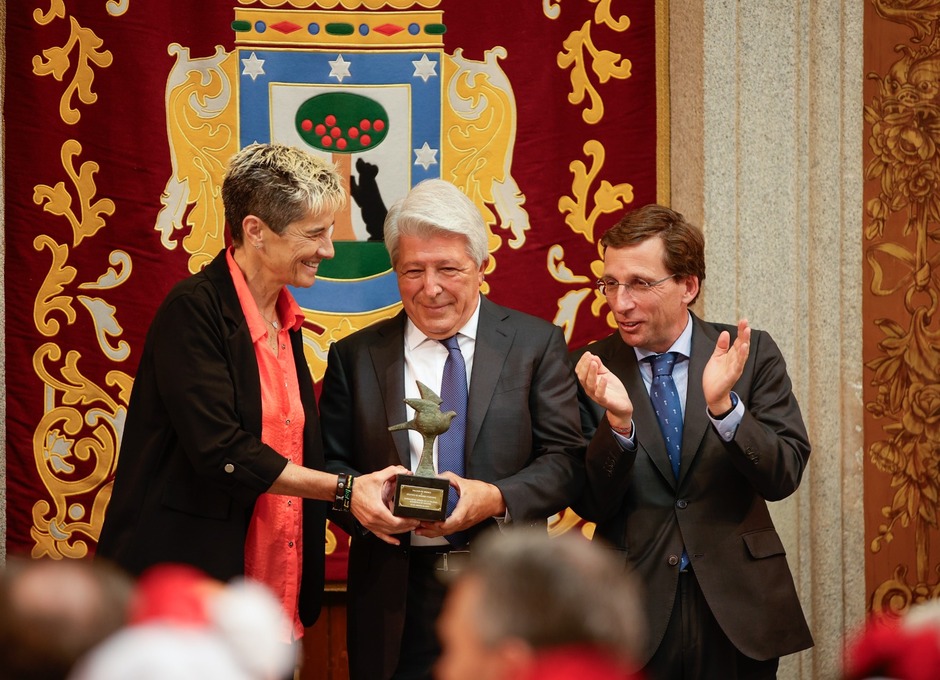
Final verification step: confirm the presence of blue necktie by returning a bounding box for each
[438,336,468,547]
[649,352,688,570]
[649,352,683,479]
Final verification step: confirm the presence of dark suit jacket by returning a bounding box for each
[319,296,585,680]
[572,314,813,664]
[96,250,327,626]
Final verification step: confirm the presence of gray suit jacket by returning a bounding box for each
[572,313,813,664]
[319,296,585,680]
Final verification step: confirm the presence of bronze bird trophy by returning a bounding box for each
[387,381,456,521]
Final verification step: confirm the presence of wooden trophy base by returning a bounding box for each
[393,474,449,521]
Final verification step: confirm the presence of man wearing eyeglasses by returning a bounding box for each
[572,204,813,680]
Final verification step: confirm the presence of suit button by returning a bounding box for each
[676,499,688,509]
[224,463,235,473]
[668,554,679,566]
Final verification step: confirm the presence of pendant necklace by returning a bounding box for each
[260,310,279,331]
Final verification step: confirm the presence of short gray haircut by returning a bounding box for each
[460,528,645,665]
[222,143,347,245]
[383,179,488,266]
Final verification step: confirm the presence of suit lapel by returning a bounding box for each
[601,338,677,486]
[370,313,411,468]
[203,250,264,436]
[466,298,512,458]
[677,315,720,485]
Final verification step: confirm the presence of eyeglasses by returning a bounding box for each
[596,274,678,297]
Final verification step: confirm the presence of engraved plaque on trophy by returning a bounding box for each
[388,381,455,521]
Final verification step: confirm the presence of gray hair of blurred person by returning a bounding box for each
[461,528,645,666]
[383,179,488,267]
[222,143,347,245]
[600,203,706,304]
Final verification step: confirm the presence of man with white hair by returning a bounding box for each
[320,179,586,680]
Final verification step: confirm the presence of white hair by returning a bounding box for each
[383,179,488,266]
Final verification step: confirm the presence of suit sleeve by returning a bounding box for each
[490,325,586,523]
[149,289,288,504]
[726,330,811,501]
[319,341,361,478]
[318,341,365,535]
[567,345,637,523]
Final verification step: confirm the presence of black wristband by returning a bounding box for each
[333,473,350,512]
[708,393,739,420]
[343,475,354,512]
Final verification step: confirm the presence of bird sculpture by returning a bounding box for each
[388,381,456,477]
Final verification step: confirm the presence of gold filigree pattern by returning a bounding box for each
[31,344,130,557]
[548,4,636,343]
[557,20,631,125]
[33,0,66,25]
[443,48,527,264]
[542,0,629,30]
[157,45,238,274]
[864,3,940,615]
[33,140,116,247]
[301,307,402,383]
[590,0,630,31]
[33,235,78,337]
[558,140,634,242]
[32,16,113,125]
[872,0,940,43]
[26,5,127,557]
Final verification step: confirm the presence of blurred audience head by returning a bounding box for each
[0,556,133,680]
[435,528,646,680]
[67,563,295,680]
[844,600,940,680]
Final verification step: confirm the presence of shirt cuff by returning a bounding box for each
[709,391,743,441]
[611,420,637,450]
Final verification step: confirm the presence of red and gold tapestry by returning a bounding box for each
[5,0,667,581]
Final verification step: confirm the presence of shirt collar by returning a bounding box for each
[404,294,482,351]
[634,312,693,364]
[226,247,305,343]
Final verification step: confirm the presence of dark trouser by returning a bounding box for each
[644,569,779,680]
[391,549,450,680]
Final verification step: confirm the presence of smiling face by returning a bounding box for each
[602,237,698,353]
[260,210,336,289]
[395,233,485,339]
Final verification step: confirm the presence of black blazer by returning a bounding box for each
[572,313,813,664]
[319,296,586,680]
[96,250,327,625]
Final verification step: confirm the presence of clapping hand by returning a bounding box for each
[703,318,750,414]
